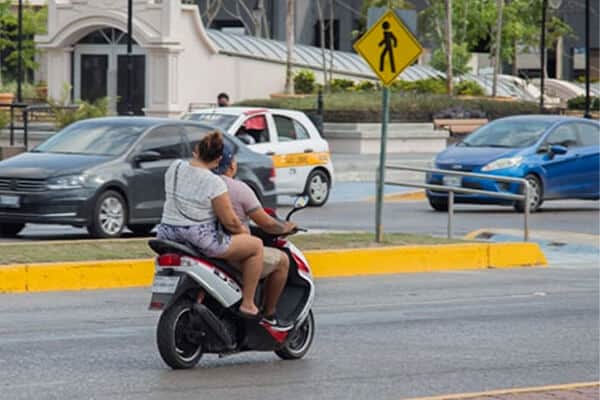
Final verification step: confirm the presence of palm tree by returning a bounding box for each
[284,0,295,94]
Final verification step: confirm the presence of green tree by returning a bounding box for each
[0,1,47,84]
[430,42,472,75]
[354,0,415,39]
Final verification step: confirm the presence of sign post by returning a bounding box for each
[353,10,423,242]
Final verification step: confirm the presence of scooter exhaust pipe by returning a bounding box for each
[191,303,236,350]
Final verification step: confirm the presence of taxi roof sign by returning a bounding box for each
[353,9,423,86]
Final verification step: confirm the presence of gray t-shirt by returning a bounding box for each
[161,160,227,226]
[221,176,262,228]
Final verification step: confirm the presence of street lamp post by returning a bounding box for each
[126,0,133,115]
[584,0,591,118]
[16,0,23,103]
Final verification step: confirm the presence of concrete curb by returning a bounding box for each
[0,243,547,293]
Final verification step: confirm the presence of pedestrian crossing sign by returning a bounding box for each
[353,9,423,86]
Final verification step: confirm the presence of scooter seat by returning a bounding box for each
[148,239,242,283]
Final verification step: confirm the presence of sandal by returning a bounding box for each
[237,308,262,320]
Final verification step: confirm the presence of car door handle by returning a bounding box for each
[304,148,314,153]
[266,151,275,156]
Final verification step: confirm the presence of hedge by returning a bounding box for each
[236,93,545,123]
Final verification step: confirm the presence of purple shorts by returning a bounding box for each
[156,222,232,258]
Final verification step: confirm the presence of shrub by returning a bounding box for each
[567,95,600,110]
[455,80,485,96]
[330,78,355,92]
[391,78,446,95]
[354,80,378,92]
[48,84,110,129]
[293,70,316,94]
[430,42,472,76]
[0,110,8,129]
[0,81,37,100]
[237,93,541,122]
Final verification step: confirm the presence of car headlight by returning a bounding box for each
[481,156,523,172]
[46,174,87,190]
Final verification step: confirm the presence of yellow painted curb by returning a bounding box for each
[0,243,546,293]
[366,190,426,203]
[402,381,599,400]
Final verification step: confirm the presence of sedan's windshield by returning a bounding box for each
[183,113,237,131]
[461,119,553,148]
[34,121,148,156]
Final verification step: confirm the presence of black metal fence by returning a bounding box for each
[0,103,77,150]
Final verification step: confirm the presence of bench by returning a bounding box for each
[433,118,489,144]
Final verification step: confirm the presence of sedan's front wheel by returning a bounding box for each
[87,190,127,238]
[514,174,543,213]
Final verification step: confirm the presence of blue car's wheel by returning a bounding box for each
[514,174,543,213]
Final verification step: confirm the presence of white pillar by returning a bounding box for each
[45,47,73,101]
[144,47,183,118]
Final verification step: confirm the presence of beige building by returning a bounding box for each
[35,0,442,117]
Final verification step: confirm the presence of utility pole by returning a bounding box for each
[540,0,547,112]
[584,0,591,118]
[445,0,453,95]
[16,0,23,102]
[127,0,134,115]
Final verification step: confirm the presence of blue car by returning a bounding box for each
[427,115,600,212]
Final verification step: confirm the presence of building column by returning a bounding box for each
[45,47,73,101]
[144,46,183,118]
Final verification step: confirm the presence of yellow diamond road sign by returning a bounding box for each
[354,10,423,86]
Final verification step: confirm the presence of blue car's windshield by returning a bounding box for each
[34,121,147,156]
[461,120,553,148]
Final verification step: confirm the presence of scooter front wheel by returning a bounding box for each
[157,300,203,369]
[275,310,315,360]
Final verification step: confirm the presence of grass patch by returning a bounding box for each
[0,233,463,265]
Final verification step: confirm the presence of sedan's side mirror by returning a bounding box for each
[134,150,161,165]
[549,144,568,155]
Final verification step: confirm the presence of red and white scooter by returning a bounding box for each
[148,196,315,369]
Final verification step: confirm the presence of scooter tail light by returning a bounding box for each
[157,253,182,267]
[292,253,310,274]
[269,167,276,182]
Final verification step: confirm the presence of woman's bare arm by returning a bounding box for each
[212,193,247,234]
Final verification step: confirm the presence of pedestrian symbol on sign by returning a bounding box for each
[353,9,423,86]
[378,21,397,73]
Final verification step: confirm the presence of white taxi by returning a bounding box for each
[184,107,334,206]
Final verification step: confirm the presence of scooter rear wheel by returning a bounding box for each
[157,300,203,369]
[275,310,315,360]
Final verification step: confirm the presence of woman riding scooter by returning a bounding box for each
[156,131,264,320]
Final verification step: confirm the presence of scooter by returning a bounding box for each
[148,196,315,369]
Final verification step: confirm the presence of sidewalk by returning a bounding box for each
[332,152,435,183]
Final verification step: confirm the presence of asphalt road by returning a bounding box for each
[0,265,597,400]
[7,198,598,242]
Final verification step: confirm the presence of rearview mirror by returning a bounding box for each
[134,150,161,164]
[286,195,310,221]
[294,195,309,209]
[550,144,568,155]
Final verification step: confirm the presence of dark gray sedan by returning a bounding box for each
[0,117,276,238]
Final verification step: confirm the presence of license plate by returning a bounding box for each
[443,176,462,187]
[151,275,180,294]
[0,195,20,208]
